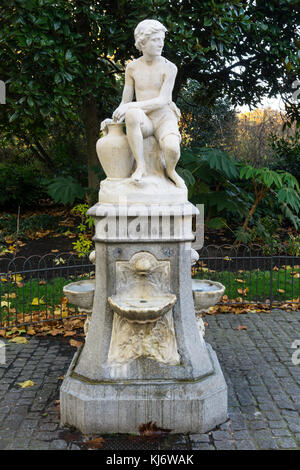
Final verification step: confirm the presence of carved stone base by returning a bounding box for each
[99,175,187,205]
[107,310,180,366]
[60,343,227,434]
[60,202,227,434]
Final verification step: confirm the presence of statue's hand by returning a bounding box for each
[112,103,134,122]
[100,118,113,135]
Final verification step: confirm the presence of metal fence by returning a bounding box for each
[194,244,300,308]
[0,244,299,329]
[0,253,94,329]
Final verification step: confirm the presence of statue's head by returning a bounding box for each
[134,19,167,55]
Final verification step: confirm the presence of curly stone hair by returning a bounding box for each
[134,19,167,52]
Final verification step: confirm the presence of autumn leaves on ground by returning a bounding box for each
[0,204,300,343]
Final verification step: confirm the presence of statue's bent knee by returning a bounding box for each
[162,135,180,157]
[125,108,143,125]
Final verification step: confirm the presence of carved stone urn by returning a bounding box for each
[96,122,134,178]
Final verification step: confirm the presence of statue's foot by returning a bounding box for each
[131,167,146,182]
[168,171,186,189]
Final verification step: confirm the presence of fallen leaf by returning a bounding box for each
[49,329,61,336]
[207,306,217,314]
[60,296,68,305]
[4,236,14,244]
[64,331,76,337]
[138,421,171,439]
[5,328,26,337]
[2,293,16,299]
[9,337,28,344]
[18,380,34,388]
[237,325,248,331]
[26,329,36,335]
[31,297,45,305]
[11,274,23,282]
[63,230,75,237]
[69,339,83,348]
[83,437,105,449]
[16,241,26,247]
[237,287,249,295]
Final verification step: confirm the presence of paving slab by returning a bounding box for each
[0,309,299,450]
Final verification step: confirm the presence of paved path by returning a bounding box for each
[0,309,299,450]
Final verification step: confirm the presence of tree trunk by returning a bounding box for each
[242,189,266,232]
[81,96,100,191]
[21,134,55,172]
[33,139,56,170]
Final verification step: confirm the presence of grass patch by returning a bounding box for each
[1,266,299,326]
[0,274,91,324]
[193,266,300,302]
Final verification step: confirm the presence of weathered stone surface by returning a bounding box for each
[0,310,300,449]
[60,344,227,434]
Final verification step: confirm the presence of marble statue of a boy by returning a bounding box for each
[112,19,185,188]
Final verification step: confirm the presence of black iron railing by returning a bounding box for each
[0,244,299,329]
[0,253,94,329]
[194,244,300,308]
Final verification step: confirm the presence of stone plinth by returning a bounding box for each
[60,203,227,433]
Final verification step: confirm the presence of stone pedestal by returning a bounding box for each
[60,203,227,434]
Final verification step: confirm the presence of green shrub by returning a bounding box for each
[44,176,86,206]
[0,162,46,210]
[269,132,300,184]
[0,213,60,240]
[71,204,94,257]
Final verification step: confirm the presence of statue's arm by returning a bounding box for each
[112,63,135,121]
[120,64,135,104]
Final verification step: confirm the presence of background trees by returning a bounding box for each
[0,0,299,247]
[1,0,299,189]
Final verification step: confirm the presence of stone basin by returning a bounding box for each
[192,279,225,311]
[63,280,95,311]
[108,293,177,323]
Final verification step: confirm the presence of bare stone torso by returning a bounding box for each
[130,56,169,101]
